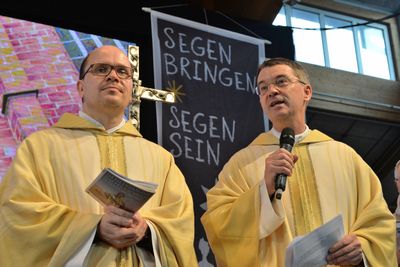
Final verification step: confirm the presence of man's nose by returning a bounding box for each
[268,85,279,97]
[106,69,120,80]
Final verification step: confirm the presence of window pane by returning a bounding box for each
[325,17,358,73]
[273,8,287,26]
[291,9,324,66]
[357,26,390,79]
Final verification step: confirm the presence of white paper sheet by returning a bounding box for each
[285,214,344,267]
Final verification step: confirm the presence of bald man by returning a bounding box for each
[0,46,197,267]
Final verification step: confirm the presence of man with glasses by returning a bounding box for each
[0,45,197,266]
[201,57,396,266]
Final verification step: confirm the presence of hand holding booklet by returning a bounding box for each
[285,214,344,267]
[86,168,158,212]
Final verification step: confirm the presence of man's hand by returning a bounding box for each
[264,148,298,197]
[97,205,148,249]
[327,233,363,266]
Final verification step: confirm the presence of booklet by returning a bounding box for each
[86,168,158,213]
[285,214,344,267]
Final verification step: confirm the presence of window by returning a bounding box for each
[273,5,395,80]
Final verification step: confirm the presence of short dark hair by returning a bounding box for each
[79,52,93,80]
[257,57,310,84]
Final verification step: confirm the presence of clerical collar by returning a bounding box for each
[271,125,310,144]
[79,111,126,134]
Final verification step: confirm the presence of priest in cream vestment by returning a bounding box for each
[201,58,396,266]
[0,45,197,266]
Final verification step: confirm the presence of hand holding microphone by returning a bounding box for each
[275,127,295,200]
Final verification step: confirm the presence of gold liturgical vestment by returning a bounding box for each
[0,113,197,267]
[201,130,396,267]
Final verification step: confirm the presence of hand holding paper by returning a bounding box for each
[285,214,344,267]
[326,233,363,266]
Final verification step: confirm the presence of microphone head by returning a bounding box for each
[280,127,295,147]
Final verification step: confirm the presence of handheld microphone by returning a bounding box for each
[275,127,295,200]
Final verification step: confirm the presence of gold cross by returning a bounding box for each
[128,45,175,131]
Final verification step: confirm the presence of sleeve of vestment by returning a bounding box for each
[139,154,198,267]
[349,151,397,266]
[201,151,285,267]
[0,138,102,267]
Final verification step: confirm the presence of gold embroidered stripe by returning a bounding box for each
[96,134,127,176]
[289,145,322,236]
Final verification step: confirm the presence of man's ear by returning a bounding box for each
[77,80,84,98]
[128,87,133,103]
[304,84,312,102]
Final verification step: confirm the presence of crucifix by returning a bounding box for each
[128,45,175,131]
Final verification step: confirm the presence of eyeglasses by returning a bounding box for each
[81,63,133,80]
[256,76,306,96]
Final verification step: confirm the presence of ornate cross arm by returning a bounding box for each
[138,86,175,103]
[128,45,175,131]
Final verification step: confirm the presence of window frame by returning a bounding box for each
[275,4,395,80]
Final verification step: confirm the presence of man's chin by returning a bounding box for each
[103,98,128,109]
[267,111,290,121]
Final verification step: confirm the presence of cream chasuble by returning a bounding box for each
[0,113,197,267]
[201,130,396,267]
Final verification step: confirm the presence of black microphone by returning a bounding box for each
[275,127,295,200]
